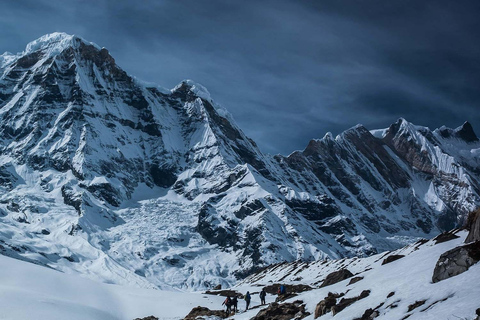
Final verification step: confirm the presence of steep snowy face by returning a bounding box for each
[272,119,480,255]
[382,119,480,226]
[0,34,479,290]
[0,33,166,202]
[0,33,334,289]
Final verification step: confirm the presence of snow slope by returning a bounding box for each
[1,230,478,320]
[0,253,225,320]
[233,230,480,320]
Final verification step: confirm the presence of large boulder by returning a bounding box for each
[251,300,310,320]
[262,283,313,295]
[381,254,404,265]
[275,293,298,303]
[433,231,460,244]
[465,209,480,243]
[354,308,379,320]
[432,241,480,283]
[320,269,353,288]
[314,292,338,318]
[183,306,227,320]
[332,290,371,315]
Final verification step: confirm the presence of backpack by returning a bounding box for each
[224,297,231,306]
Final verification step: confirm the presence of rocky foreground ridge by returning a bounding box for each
[0,33,479,289]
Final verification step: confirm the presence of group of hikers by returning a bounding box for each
[221,285,286,314]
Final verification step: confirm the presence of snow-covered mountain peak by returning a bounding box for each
[0,34,479,291]
[339,123,371,138]
[172,79,212,102]
[434,122,479,143]
[387,117,426,137]
[23,32,100,56]
[322,132,334,140]
[454,121,478,142]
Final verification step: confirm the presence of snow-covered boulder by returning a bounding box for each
[432,241,480,283]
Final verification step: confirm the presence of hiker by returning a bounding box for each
[278,284,286,295]
[260,288,266,305]
[244,291,251,311]
[222,296,232,315]
[232,295,238,313]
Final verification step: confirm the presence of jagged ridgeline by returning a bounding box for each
[0,33,479,289]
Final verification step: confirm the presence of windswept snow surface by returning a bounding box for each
[0,253,225,320]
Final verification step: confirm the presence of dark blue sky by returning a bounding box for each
[1,0,479,154]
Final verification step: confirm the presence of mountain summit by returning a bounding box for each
[1,34,479,289]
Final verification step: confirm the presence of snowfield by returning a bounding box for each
[1,230,479,320]
[0,252,225,320]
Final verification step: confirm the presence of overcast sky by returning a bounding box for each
[1,0,479,154]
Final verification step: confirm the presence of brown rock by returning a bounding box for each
[433,231,460,244]
[251,300,310,320]
[262,283,313,295]
[275,292,298,303]
[353,308,379,320]
[348,276,364,286]
[381,255,405,265]
[465,209,480,243]
[204,289,241,297]
[320,269,353,288]
[314,292,337,318]
[183,306,227,320]
[407,300,426,312]
[332,290,371,315]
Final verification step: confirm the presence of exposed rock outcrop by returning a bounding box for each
[354,308,379,320]
[314,290,371,317]
[275,292,298,303]
[382,255,405,265]
[434,231,460,244]
[314,292,340,318]
[204,289,241,297]
[348,276,364,285]
[263,283,313,295]
[432,241,480,283]
[407,300,426,312]
[183,306,227,320]
[332,290,371,315]
[320,269,353,287]
[251,300,310,320]
[465,209,480,243]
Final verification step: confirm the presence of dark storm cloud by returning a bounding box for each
[1,0,479,154]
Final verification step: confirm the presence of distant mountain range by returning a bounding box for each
[0,33,478,289]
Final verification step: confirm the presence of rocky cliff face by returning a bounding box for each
[0,33,479,289]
